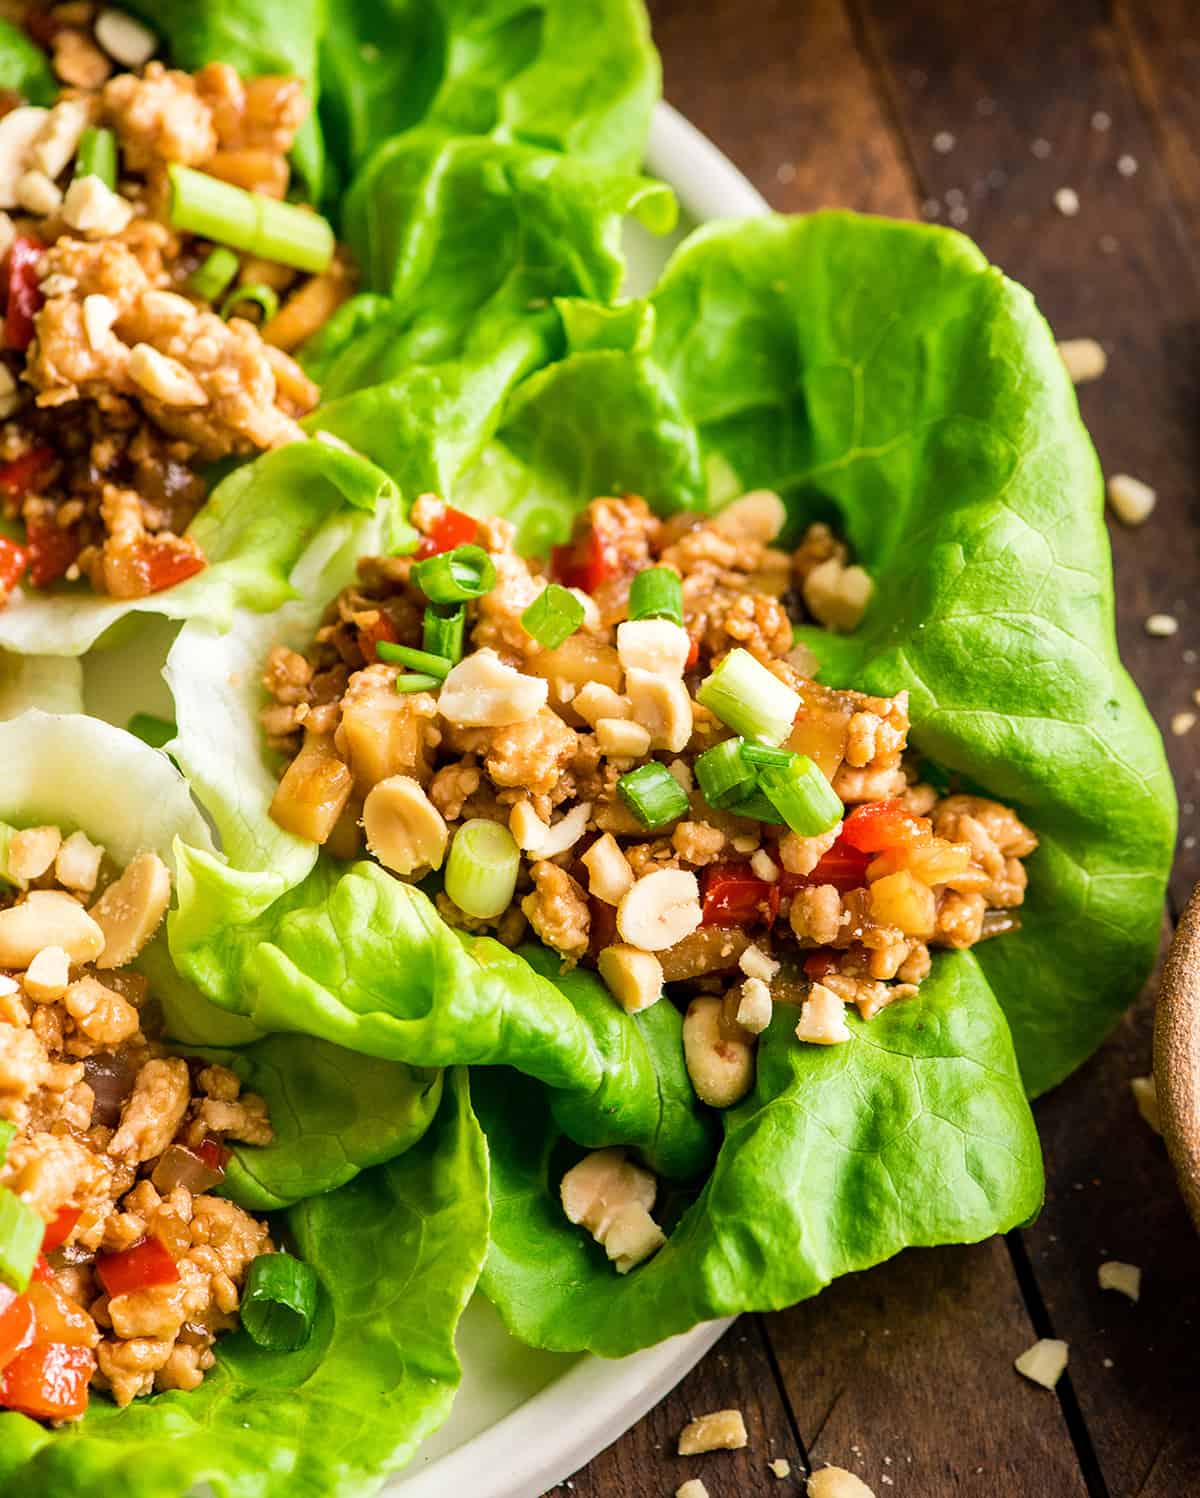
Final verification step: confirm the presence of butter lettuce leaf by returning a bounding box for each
[479,952,1043,1355]
[0,1070,488,1498]
[319,0,658,182]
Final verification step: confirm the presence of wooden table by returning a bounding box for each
[549,3,1200,1493]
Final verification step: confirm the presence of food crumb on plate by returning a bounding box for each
[1172,711,1196,737]
[1054,186,1081,216]
[1015,1337,1070,1389]
[676,1481,710,1498]
[769,1457,792,1478]
[1098,1260,1142,1302]
[1145,613,1179,637]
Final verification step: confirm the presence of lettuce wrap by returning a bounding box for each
[0,1,668,658]
[0,713,481,1493]
[148,208,1175,1354]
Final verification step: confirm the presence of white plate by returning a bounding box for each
[388,104,769,1498]
[80,102,771,1498]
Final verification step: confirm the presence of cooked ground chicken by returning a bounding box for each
[0,826,273,1419]
[262,487,1036,1270]
[0,10,353,607]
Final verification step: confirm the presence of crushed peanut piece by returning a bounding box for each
[1014,1337,1069,1389]
[1130,1074,1161,1134]
[1171,711,1196,737]
[1106,473,1156,526]
[678,1409,748,1456]
[1058,338,1107,384]
[808,1469,875,1498]
[1145,614,1178,638]
[1098,1260,1141,1302]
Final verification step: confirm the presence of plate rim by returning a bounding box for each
[389,100,768,1498]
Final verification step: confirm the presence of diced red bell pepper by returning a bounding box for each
[356,609,398,658]
[551,528,619,595]
[195,1136,230,1174]
[685,635,700,670]
[840,799,931,854]
[24,516,79,588]
[0,1286,35,1374]
[95,1236,179,1299]
[415,505,478,560]
[0,1340,94,1421]
[0,535,26,595]
[700,862,781,926]
[30,1255,54,1286]
[25,1278,94,1347]
[40,1205,79,1253]
[0,447,55,505]
[783,839,872,894]
[135,538,206,595]
[4,237,43,353]
[803,949,838,979]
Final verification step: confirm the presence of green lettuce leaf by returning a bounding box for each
[0,18,57,105]
[0,1069,488,1498]
[168,857,714,1179]
[0,441,404,658]
[0,653,83,719]
[319,0,658,183]
[183,1034,443,1213]
[305,138,673,397]
[479,951,1043,1355]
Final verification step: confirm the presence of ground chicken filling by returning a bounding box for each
[264,487,1037,1275]
[0,2,352,606]
[0,828,273,1421]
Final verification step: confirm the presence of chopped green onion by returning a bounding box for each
[241,1252,319,1351]
[628,566,683,625]
[220,282,279,323]
[186,246,239,302]
[376,642,451,678]
[127,713,176,749]
[696,647,801,746]
[758,755,843,836]
[445,818,520,920]
[694,738,755,809]
[413,544,496,604]
[168,164,335,273]
[393,672,442,695]
[522,584,584,649]
[725,790,787,825]
[618,762,689,829]
[423,604,465,664]
[0,1120,13,1168]
[75,126,116,190]
[740,741,796,769]
[0,1187,42,1292]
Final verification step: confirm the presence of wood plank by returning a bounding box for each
[769,1238,1089,1497]
[544,1318,807,1497]
[646,0,919,217]
[854,0,1200,912]
[1115,1,1200,262]
[1023,951,1200,1497]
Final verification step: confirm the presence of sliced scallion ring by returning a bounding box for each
[445,818,520,919]
[521,584,584,649]
[758,755,843,836]
[186,246,239,302]
[0,1187,42,1292]
[423,604,465,664]
[696,647,801,746]
[168,165,335,273]
[617,762,689,830]
[219,282,280,323]
[413,544,496,604]
[75,126,117,190]
[393,672,443,695]
[740,741,796,769]
[694,737,755,809]
[376,642,452,678]
[241,1252,319,1351]
[628,566,683,625]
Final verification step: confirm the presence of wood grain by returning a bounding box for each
[772,1238,1090,1497]
[559,4,1200,1493]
